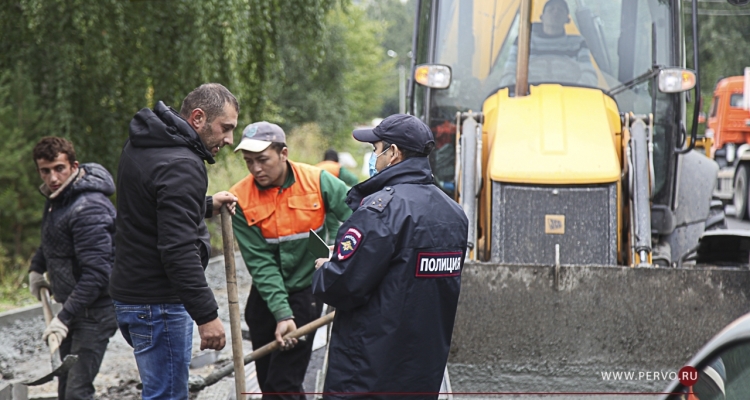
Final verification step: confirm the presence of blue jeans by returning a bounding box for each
[113,301,193,400]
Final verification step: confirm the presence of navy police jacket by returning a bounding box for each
[312,157,469,399]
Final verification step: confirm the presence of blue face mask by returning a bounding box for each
[369,145,391,177]
[368,154,378,177]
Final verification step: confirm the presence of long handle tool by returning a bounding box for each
[23,287,78,386]
[221,205,246,400]
[189,311,335,392]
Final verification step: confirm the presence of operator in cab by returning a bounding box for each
[500,0,597,87]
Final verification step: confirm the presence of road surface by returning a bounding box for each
[726,205,750,230]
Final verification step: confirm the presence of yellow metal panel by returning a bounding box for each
[486,85,621,184]
[604,95,623,165]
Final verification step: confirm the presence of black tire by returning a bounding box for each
[733,165,749,220]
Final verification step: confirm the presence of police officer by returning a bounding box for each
[312,114,469,399]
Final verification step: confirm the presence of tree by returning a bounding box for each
[0,64,49,263]
[0,0,345,276]
[366,0,416,116]
[685,3,750,113]
[267,4,390,147]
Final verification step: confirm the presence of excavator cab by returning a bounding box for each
[409,0,714,267]
[407,0,750,394]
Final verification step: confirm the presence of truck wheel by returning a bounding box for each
[734,165,749,220]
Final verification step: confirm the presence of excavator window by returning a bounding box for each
[415,0,677,199]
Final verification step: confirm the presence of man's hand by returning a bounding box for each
[43,317,68,343]
[198,318,226,350]
[315,246,334,270]
[29,271,50,301]
[275,319,298,351]
[212,191,237,216]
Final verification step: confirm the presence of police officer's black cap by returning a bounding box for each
[352,114,435,154]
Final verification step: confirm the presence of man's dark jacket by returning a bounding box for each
[312,157,469,399]
[30,163,116,326]
[109,101,218,325]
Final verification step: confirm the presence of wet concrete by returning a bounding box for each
[449,262,750,394]
[7,256,730,398]
[0,254,251,398]
[0,252,326,399]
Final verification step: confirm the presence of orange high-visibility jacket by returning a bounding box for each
[316,160,341,178]
[232,161,326,241]
[230,161,352,320]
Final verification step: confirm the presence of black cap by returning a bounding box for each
[352,114,435,154]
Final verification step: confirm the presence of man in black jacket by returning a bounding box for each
[109,83,238,399]
[28,136,118,400]
[312,114,469,399]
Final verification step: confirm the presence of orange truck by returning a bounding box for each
[709,73,750,218]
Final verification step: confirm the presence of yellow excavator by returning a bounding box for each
[408,0,750,393]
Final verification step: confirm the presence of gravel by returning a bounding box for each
[0,252,326,399]
[0,252,306,399]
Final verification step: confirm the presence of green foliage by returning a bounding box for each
[268,5,391,146]
[205,152,250,255]
[0,65,49,265]
[366,0,416,115]
[0,0,346,177]
[0,242,36,310]
[0,0,399,289]
[686,6,750,115]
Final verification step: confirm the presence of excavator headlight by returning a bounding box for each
[658,69,696,93]
[414,64,452,89]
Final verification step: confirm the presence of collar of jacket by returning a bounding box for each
[39,166,83,200]
[128,100,215,164]
[39,163,116,201]
[346,157,434,210]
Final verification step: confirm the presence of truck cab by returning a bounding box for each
[708,76,750,166]
[709,75,750,219]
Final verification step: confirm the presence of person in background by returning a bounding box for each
[499,0,597,87]
[29,136,118,400]
[316,148,359,243]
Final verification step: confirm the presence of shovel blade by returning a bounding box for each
[23,354,79,386]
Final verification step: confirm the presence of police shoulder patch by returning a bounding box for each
[415,251,463,278]
[365,187,394,213]
[337,228,363,260]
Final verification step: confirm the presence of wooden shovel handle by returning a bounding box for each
[220,205,246,400]
[197,311,336,390]
[39,287,61,357]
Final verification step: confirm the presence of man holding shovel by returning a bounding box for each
[229,122,351,399]
[109,83,238,399]
[28,136,119,399]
